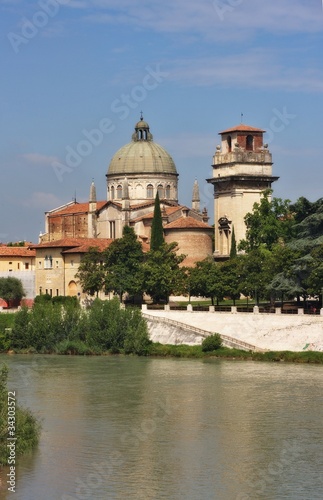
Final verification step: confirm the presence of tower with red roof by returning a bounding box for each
[207,123,279,259]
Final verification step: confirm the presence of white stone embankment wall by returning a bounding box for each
[144,310,323,352]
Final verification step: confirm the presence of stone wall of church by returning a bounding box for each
[47,214,89,240]
[164,230,213,267]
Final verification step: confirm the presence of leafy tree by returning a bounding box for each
[150,192,164,251]
[189,258,223,305]
[76,247,105,296]
[237,248,272,304]
[142,242,186,303]
[104,226,144,301]
[220,257,242,305]
[0,277,25,307]
[239,190,294,252]
[289,196,320,224]
[303,244,323,298]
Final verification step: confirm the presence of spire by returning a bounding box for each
[192,180,200,212]
[89,179,96,203]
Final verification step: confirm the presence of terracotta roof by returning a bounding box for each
[130,200,178,211]
[219,123,265,134]
[164,216,212,230]
[0,247,36,257]
[31,238,112,249]
[63,239,114,254]
[129,200,155,210]
[132,205,185,223]
[47,201,106,217]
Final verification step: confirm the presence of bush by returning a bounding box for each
[201,333,223,352]
[0,364,40,466]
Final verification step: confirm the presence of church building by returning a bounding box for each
[35,116,214,297]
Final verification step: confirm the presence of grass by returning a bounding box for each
[148,343,323,363]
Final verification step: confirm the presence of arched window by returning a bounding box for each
[116,185,122,199]
[246,135,253,151]
[147,184,154,198]
[227,136,232,152]
[165,185,171,199]
[68,280,77,297]
[157,184,164,199]
[110,186,115,200]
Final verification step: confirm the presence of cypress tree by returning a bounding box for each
[150,192,164,251]
[230,226,237,259]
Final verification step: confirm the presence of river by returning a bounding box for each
[0,355,322,500]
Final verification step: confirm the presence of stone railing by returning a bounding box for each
[213,150,272,165]
[142,313,267,352]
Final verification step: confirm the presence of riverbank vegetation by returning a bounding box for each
[0,300,322,363]
[149,344,323,363]
[4,297,151,356]
[0,365,40,466]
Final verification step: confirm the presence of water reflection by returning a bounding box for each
[0,356,322,500]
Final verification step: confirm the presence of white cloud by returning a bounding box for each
[165,49,323,92]
[20,153,60,167]
[80,0,323,38]
[22,192,62,209]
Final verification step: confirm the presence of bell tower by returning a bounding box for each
[207,123,279,260]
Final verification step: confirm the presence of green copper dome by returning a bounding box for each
[107,118,177,176]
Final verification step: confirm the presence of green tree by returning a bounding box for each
[142,242,186,303]
[303,244,323,298]
[220,258,242,305]
[189,258,223,305]
[150,192,164,251]
[104,226,144,301]
[0,277,25,307]
[229,226,237,259]
[239,190,293,252]
[237,248,272,304]
[76,247,105,296]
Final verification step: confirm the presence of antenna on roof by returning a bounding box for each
[73,191,77,203]
[241,112,244,123]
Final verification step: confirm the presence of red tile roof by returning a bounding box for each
[164,216,212,230]
[132,205,185,223]
[63,239,114,254]
[31,238,112,249]
[0,247,36,257]
[47,201,107,217]
[219,123,265,134]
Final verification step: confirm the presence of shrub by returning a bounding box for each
[201,333,223,352]
[0,364,40,466]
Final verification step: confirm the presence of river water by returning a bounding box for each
[0,355,322,500]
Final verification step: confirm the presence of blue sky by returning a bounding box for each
[1,0,323,242]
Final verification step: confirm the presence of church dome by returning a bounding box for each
[107,117,177,176]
